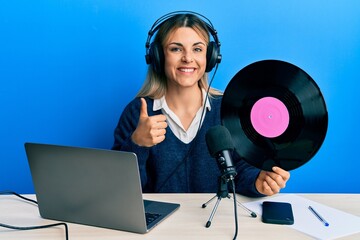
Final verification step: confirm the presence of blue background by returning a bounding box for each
[1,1,359,194]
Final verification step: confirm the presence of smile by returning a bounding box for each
[178,68,195,73]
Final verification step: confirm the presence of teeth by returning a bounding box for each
[179,68,194,72]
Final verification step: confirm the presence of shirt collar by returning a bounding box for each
[153,89,212,112]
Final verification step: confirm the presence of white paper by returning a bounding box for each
[243,194,360,240]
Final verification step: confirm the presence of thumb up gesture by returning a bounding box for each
[131,98,168,147]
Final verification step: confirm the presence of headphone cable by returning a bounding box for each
[156,63,219,192]
[230,180,239,240]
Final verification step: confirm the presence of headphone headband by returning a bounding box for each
[145,11,222,73]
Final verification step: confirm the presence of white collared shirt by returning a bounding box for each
[153,89,211,144]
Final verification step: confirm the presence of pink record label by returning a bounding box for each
[250,97,289,138]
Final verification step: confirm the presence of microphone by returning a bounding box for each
[206,125,237,180]
[205,125,258,219]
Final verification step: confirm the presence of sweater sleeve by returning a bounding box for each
[233,156,266,198]
[111,98,150,189]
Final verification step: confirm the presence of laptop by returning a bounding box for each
[24,142,180,234]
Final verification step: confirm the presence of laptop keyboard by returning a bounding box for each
[145,212,162,225]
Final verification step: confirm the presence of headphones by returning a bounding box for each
[145,11,222,74]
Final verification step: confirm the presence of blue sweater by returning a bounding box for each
[112,96,263,197]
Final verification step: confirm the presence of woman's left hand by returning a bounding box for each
[255,167,290,196]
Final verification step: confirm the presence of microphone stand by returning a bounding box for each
[202,176,229,228]
[202,176,257,228]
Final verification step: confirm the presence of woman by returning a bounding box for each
[112,12,290,197]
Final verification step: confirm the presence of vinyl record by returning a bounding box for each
[221,60,328,171]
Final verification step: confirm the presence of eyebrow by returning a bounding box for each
[168,41,206,47]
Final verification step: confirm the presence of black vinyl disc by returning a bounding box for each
[221,60,328,171]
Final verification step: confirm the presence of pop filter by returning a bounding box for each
[221,60,328,171]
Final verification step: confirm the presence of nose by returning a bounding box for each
[181,52,193,63]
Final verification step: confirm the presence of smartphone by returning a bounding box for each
[262,201,294,225]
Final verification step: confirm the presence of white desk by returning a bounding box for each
[0,194,359,239]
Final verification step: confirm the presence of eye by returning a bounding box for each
[194,47,204,52]
[170,47,182,52]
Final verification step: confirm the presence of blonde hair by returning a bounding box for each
[136,14,222,99]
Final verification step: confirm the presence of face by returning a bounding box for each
[163,27,207,90]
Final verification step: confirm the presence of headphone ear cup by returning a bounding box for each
[206,41,220,72]
[148,42,164,74]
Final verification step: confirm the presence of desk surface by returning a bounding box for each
[0,193,359,239]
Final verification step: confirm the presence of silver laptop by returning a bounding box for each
[24,142,180,234]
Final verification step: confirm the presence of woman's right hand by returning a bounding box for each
[131,98,167,147]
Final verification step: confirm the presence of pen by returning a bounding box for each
[308,206,330,227]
